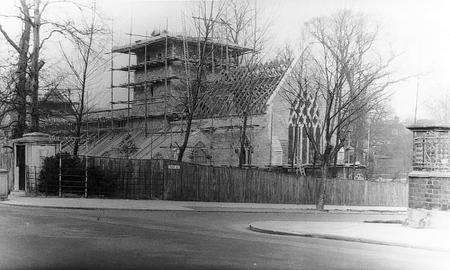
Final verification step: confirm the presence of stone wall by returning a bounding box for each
[185,115,272,166]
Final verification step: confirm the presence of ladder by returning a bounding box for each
[297,165,306,176]
[181,12,190,90]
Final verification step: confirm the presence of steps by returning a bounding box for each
[8,190,26,198]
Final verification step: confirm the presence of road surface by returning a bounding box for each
[0,204,448,269]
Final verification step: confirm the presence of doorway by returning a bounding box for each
[16,145,25,190]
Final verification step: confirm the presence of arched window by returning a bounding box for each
[309,126,314,163]
[241,136,253,165]
[288,124,303,166]
[191,142,209,164]
[288,124,294,164]
[302,126,308,164]
[315,125,321,150]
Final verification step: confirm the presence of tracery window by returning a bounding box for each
[287,89,321,165]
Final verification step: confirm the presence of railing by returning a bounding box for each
[25,157,164,199]
[412,132,450,171]
[26,165,86,197]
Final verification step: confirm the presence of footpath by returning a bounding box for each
[249,221,450,253]
[1,196,406,213]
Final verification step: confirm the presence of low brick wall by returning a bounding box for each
[409,171,450,210]
[406,171,450,228]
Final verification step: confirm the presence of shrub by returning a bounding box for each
[38,153,113,197]
[39,153,83,195]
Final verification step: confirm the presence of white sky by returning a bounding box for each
[1,0,450,121]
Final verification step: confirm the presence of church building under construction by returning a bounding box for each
[60,31,324,169]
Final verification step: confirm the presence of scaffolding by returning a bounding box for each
[106,27,239,128]
[77,16,274,162]
[108,27,172,135]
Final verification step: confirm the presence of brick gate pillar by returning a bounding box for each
[406,124,450,228]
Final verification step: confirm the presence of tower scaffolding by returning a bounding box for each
[164,19,170,157]
[107,27,175,158]
[211,25,215,74]
[144,31,148,137]
[127,19,133,129]
[110,19,114,133]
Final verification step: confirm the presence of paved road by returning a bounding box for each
[0,205,448,270]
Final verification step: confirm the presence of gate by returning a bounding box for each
[26,164,86,197]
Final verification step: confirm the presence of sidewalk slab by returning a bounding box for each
[181,202,406,212]
[1,197,193,211]
[0,196,407,213]
[249,221,450,252]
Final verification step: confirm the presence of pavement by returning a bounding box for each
[0,195,407,213]
[249,220,450,253]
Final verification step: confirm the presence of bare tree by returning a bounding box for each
[0,0,32,138]
[283,10,401,209]
[0,0,92,137]
[175,0,225,162]
[220,0,271,65]
[57,5,107,156]
[424,92,450,124]
[218,0,274,166]
[29,0,47,131]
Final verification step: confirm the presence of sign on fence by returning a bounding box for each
[168,164,180,170]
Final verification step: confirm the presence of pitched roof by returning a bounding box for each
[194,62,289,118]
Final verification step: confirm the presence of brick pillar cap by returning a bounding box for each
[409,171,450,178]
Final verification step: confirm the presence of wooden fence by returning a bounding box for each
[85,157,407,206]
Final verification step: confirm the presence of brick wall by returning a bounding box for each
[409,174,450,210]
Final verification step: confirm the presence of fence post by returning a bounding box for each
[196,164,199,201]
[58,143,62,197]
[217,166,220,202]
[364,180,368,205]
[162,160,166,200]
[179,161,183,200]
[84,156,88,198]
[45,167,48,197]
[34,167,37,195]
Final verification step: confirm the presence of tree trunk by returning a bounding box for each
[177,114,193,162]
[73,138,80,156]
[12,19,31,138]
[71,21,93,157]
[317,144,332,210]
[316,161,327,210]
[72,119,82,156]
[13,56,29,138]
[238,112,249,167]
[30,0,41,132]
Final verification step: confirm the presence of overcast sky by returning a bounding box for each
[1,0,450,121]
